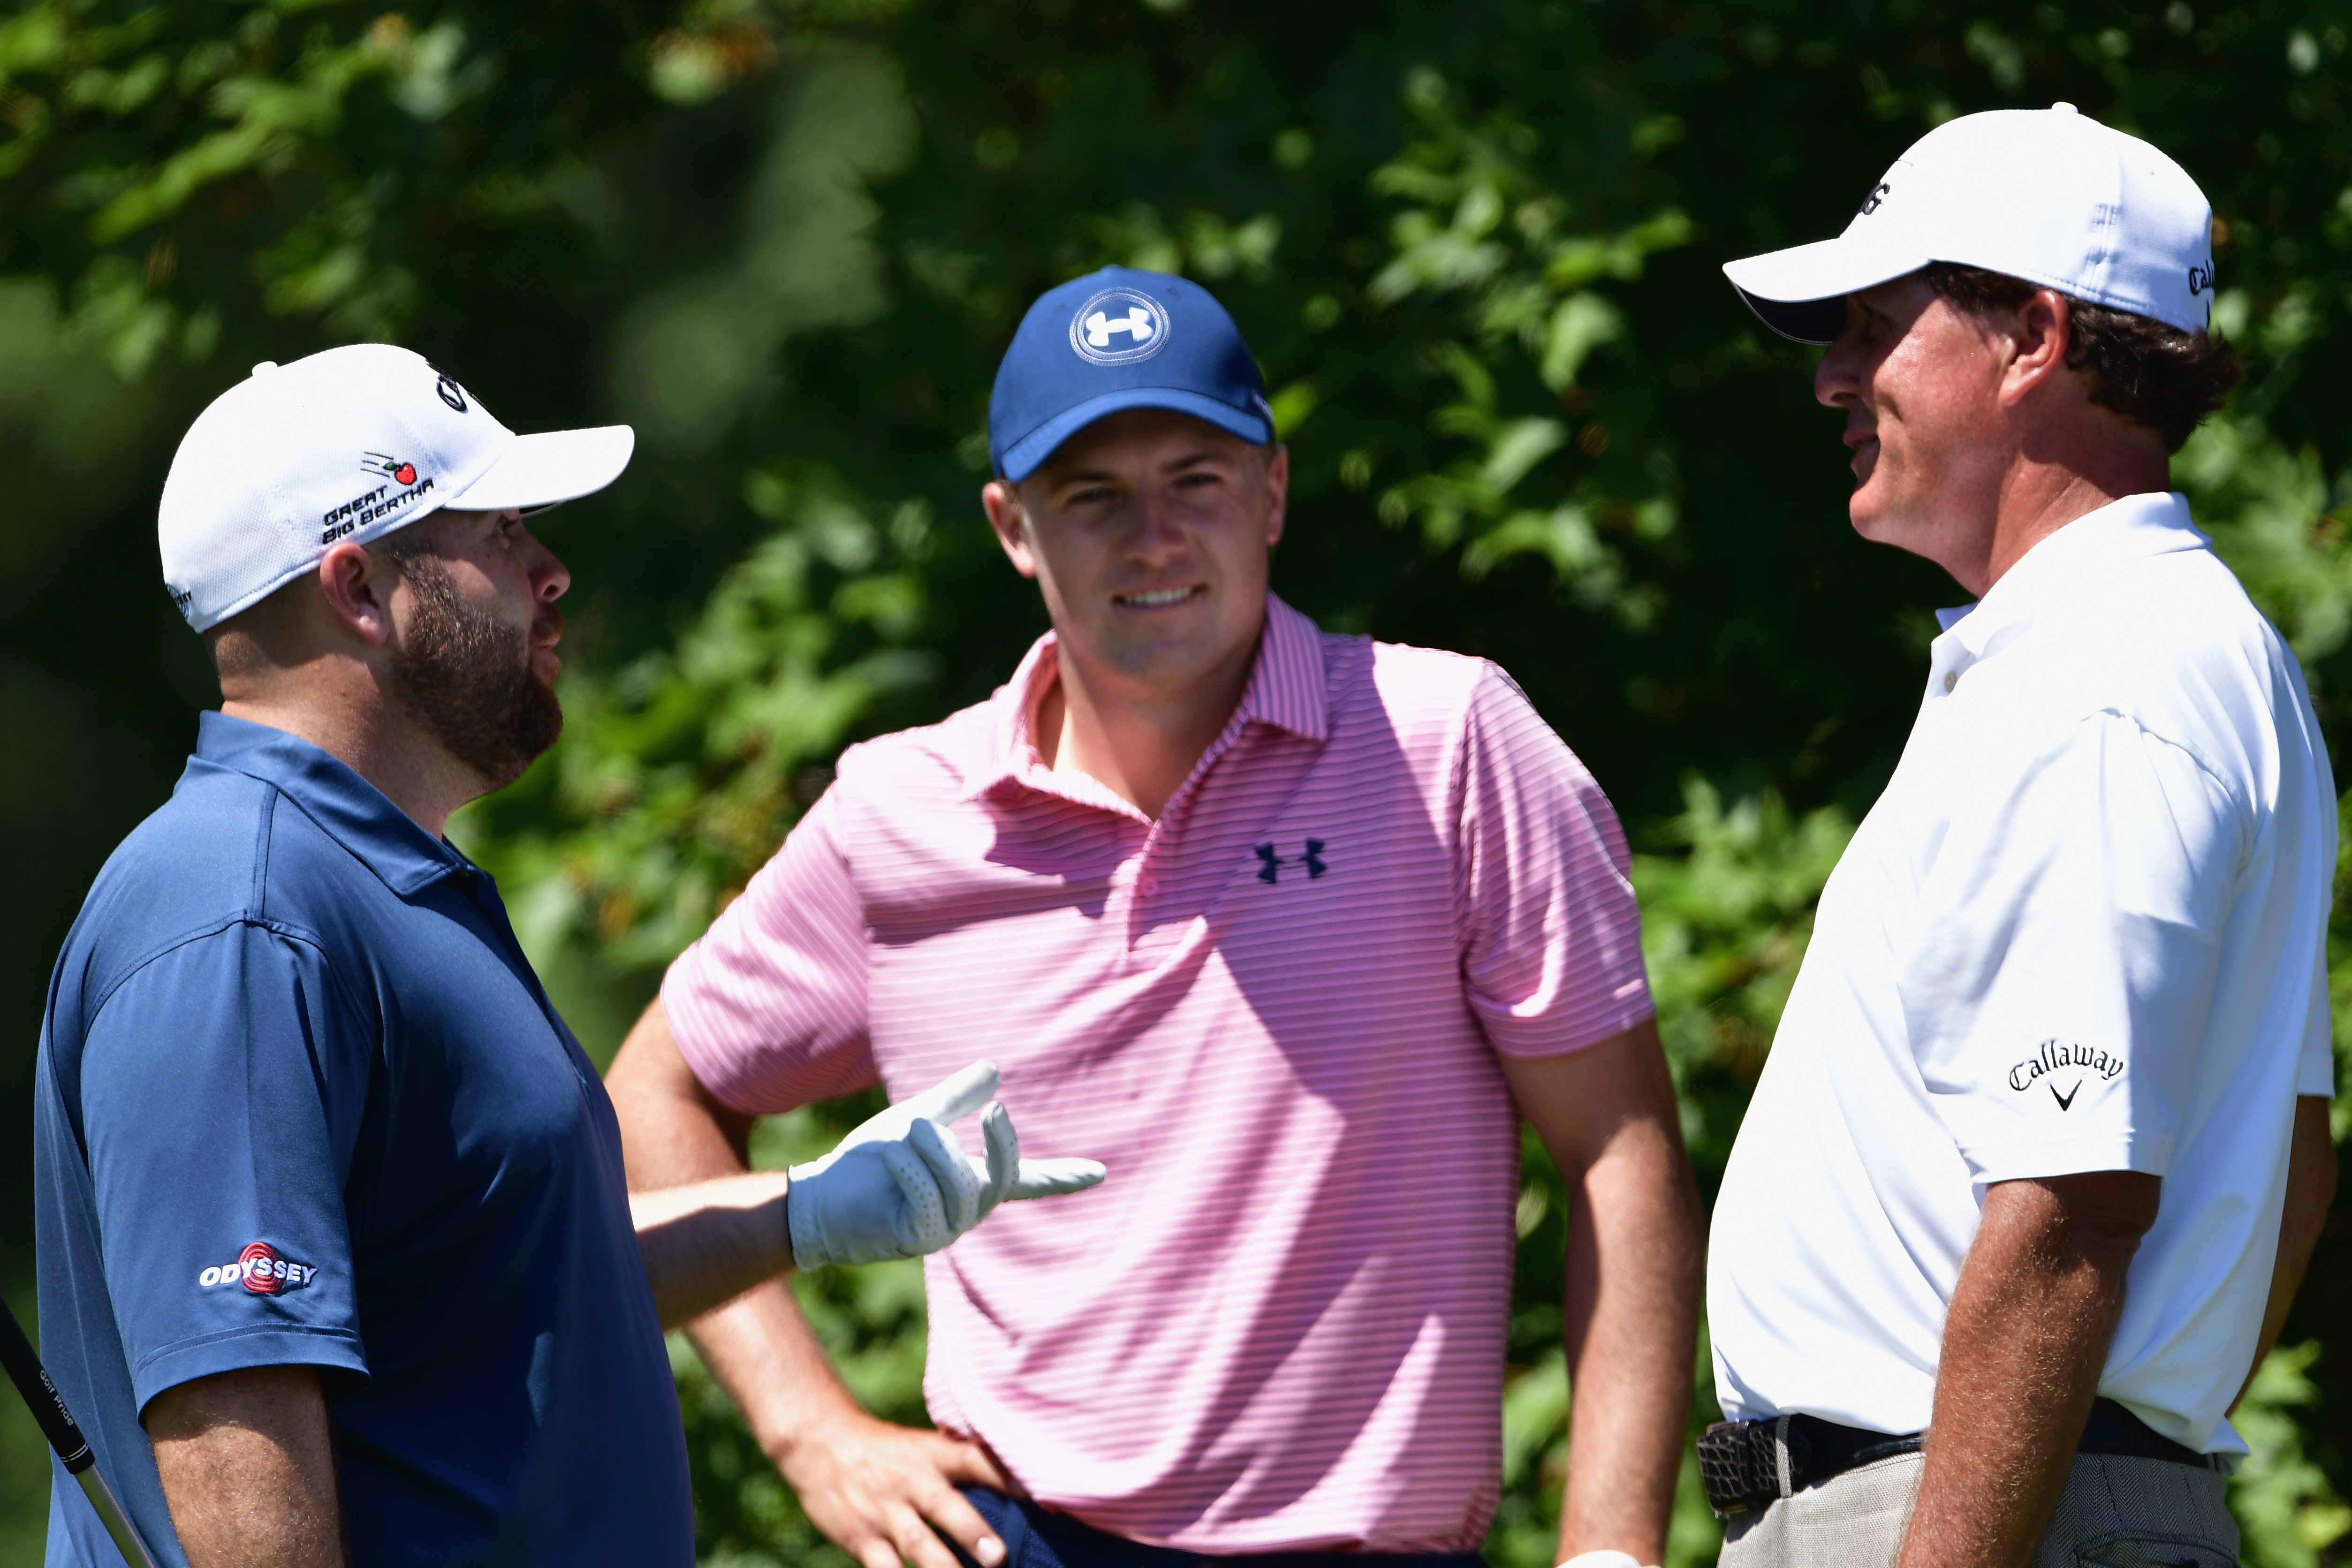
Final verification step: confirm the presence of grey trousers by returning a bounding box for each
[1719,1449,2239,1568]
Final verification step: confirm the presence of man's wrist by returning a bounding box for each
[752,1382,873,1471]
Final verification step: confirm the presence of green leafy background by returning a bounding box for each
[6,1,2352,1563]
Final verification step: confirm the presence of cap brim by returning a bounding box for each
[1721,237,1930,344]
[1000,390,1272,483]
[439,425,636,515]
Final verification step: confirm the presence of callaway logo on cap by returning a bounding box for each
[988,265,1274,483]
[1723,103,2217,343]
[159,344,636,633]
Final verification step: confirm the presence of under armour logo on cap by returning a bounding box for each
[1069,286,1172,365]
[989,265,1270,481]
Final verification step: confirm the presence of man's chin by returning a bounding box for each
[1847,474,1899,543]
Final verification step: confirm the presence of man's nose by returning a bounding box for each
[1815,303,1865,409]
[518,525,572,603]
[1126,490,1186,562]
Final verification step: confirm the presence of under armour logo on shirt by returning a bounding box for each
[1255,841,1328,884]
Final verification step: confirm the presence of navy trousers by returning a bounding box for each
[946,1488,1489,1568]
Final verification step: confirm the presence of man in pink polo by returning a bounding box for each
[607,267,1702,1568]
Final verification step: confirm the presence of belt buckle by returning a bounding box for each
[1696,1420,1780,1518]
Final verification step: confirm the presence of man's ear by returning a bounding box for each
[317,540,402,647]
[1263,444,1290,547]
[982,480,1040,579]
[1998,289,2074,408]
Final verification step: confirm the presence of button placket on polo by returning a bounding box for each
[1927,630,1977,703]
[1125,803,1199,957]
[1123,724,1255,957]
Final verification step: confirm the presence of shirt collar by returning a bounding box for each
[1929,492,2209,677]
[195,710,475,896]
[960,592,1329,804]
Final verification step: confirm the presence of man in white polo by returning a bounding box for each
[1701,106,2338,1565]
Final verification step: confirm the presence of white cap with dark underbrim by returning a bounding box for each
[1722,104,2217,344]
[159,344,635,632]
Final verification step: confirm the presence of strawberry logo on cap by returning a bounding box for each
[363,452,419,487]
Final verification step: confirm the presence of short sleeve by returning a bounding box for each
[2297,952,2335,1098]
[1457,665,1655,1057]
[1904,712,2242,1182]
[661,786,879,1113]
[78,926,372,1411]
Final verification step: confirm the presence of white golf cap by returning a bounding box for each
[159,343,636,632]
[1723,103,2216,344]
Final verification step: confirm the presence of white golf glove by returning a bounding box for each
[1559,1553,1656,1568]
[786,1060,1107,1271]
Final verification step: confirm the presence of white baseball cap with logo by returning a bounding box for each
[159,343,636,632]
[1723,103,2217,344]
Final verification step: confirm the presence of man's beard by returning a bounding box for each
[387,554,564,793]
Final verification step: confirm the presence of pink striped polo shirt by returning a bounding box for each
[662,594,1653,1553]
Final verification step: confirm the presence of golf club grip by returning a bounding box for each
[0,1295,93,1473]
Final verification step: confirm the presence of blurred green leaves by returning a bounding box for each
[2232,1343,2352,1568]
[1364,72,1685,615]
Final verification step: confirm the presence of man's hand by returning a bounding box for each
[146,1364,344,1568]
[630,1060,1106,1326]
[1896,1169,2160,1568]
[788,1060,1107,1270]
[1500,1017,1703,1568]
[777,1403,1019,1568]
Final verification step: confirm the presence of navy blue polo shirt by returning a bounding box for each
[33,712,693,1568]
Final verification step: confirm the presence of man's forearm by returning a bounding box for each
[2237,1095,2336,1406]
[631,1170,796,1328]
[688,1278,869,1463]
[1502,1021,1703,1567]
[1557,1115,1702,1563]
[1897,1171,2158,1568]
[147,1365,344,1568]
[607,999,868,1432]
[610,999,803,1326]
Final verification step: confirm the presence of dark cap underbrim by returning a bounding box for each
[1735,289,1851,345]
[997,388,1275,482]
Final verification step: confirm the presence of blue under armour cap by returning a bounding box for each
[988,266,1274,482]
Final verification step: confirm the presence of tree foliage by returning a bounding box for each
[8,1,2352,1564]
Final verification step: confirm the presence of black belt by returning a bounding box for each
[1696,1397,2219,1518]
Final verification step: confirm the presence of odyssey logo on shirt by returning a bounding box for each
[2007,1038,2125,1111]
[198,1241,319,1295]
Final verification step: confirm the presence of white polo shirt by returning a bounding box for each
[1708,492,2335,1456]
